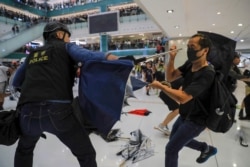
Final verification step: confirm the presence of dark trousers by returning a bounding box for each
[165,116,207,167]
[14,102,97,167]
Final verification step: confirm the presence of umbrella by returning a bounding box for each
[122,109,152,116]
[78,59,134,136]
[198,31,236,83]
[130,76,148,91]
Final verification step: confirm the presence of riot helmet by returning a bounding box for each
[43,22,71,40]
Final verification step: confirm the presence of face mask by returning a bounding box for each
[187,48,202,62]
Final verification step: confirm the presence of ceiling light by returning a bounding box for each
[238,23,243,26]
[217,12,221,15]
[166,10,174,13]
[174,25,180,29]
[233,163,237,167]
[240,39,244,42]
[230,31,234,34]
[212,24,215,26]
[178,34,182,37]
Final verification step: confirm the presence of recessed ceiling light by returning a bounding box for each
[238,23,243,26]
[217,12,221,15]
[240,39,244,42]
[178,34,182,36]
[212,24,215,26]
[174,25,180,29]
[166,10,174,13]
[230,31,234,34]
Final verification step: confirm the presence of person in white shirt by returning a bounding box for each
[0,64,12,110]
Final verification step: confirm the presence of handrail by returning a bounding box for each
[0,22,45,58]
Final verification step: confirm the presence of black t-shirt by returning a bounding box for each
[178,61,215,126]
[143,68,153,83]
[226,65,244,92]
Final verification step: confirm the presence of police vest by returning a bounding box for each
[18,39,76,105]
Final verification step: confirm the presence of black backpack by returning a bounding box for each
[0,110,21,146]
[198,67,237,133]
[194,31,238,133]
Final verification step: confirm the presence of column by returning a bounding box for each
[99,4,108,52]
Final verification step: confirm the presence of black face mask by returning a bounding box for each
[187,48,202,62]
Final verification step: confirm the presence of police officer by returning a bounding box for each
[13,22,118,167]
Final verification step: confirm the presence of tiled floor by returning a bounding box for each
[0,81,250,167]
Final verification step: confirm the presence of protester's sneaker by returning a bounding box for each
[196,146,217,163]
[154,124,171,135]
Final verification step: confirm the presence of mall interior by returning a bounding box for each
[0,0,250,167]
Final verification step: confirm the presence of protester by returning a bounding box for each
[150,33,217,167]
[12,21,118,167]
[143,61,154,95]
[226,52,250,92]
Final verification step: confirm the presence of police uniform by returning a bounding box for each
[13,22,109,167]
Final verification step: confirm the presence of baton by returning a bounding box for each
[119,48,182,64]
[147,48,182,59]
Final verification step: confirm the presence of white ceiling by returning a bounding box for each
[134,0,250,50]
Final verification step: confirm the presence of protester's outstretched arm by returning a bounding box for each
[150,81,193,104]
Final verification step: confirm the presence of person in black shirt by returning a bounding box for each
[150,33,217,167]
[143,61,153,95]
[227,52,250,92]
[226,52,250,120]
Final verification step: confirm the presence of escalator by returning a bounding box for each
[0,22,45,58]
